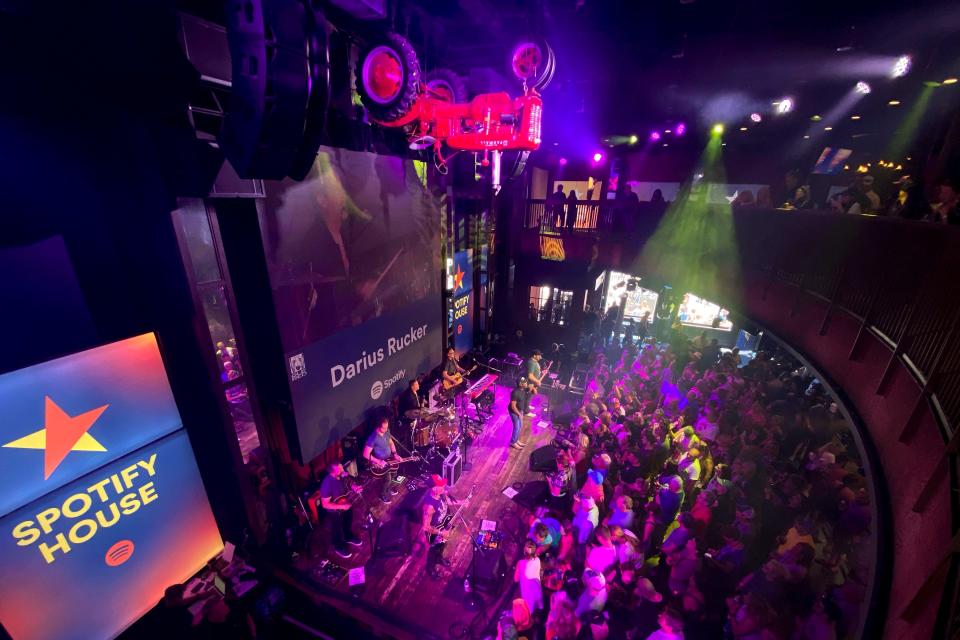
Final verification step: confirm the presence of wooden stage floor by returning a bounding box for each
[282,385,558,640]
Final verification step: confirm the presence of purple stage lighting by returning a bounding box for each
[750,112,762,123]
[855,81,871,94]
[592,152,603,163]
[675,122,686,136]
[649,131,661,142]
[559,157,568,166]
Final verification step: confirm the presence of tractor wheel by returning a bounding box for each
[425,68,468,103]
[356,32,421,123]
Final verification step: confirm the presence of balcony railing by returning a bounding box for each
[522,200,960,637]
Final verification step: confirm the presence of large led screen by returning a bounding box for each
[0,334,222,640]
[0,431,222,640]
[259,147,443,462]
[0,334,182,517]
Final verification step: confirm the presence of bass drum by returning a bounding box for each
[412,423,432,448]
[433,419,460,448]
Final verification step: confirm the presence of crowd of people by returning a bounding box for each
[736,168,960,224]
[495,330,873,640]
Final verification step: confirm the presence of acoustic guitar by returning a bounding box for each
[441,365,478,390]
[368,454,421,477]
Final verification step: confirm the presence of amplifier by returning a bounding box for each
[443,449,463,486]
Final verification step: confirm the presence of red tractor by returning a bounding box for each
[356,34,553,189]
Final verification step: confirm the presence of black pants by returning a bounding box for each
[329,507,354,552]
[427,537,446,573]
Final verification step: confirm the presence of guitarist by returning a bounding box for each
[442,347,468,392]
[318,461,363,559]
[523,349,545,417]
[363,418,402,504]
[421,474,463,578]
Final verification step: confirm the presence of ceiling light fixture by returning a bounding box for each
[739,127,748,131]
[888,100,901,106]
[855,81,871,94]
[850,115,861,120]
[811,115,822,121]
[750,112,762,122]
[824,126,833,131]
[649,131,661,142]
[675,123,687,136]
[891,55,911,78]
[712,123,725,135]
[775,98,794,114]
[628,134,639,144]
[944,78,958,85]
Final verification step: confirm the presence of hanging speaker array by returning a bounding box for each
[220,0,330,180]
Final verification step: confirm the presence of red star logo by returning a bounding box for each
[3,397,109,479]
[453,265,465,291]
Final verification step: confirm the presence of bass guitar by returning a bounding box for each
[442,365,479,390]
[368,454,421,478]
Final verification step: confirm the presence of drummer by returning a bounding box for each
[399,379,423,418]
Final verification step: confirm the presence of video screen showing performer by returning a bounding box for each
[259,147,442,354]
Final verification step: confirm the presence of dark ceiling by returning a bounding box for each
[408,0,960,159]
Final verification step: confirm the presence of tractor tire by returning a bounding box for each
[356,32,421,123]
[425,68,468,103]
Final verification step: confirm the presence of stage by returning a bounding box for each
[280,385,560,640]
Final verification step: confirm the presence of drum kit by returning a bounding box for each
[403,401,469,460]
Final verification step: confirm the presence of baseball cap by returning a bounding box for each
[430,474,448,487]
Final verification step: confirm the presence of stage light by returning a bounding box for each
[824,126,833,131]
[891,55,911,78]
[629,134,639,144]
[558,157,568,166]
[592,152,603,163]
[888,100,901,106]
[944,78,958,85]
[750,112,762,122]
[739,127,748,131]
[811,115,822,121]
[675,123,687,136]
[775,98,794,114]
[649,131,661,142]
[803,135,810,139]
[662,143,669,147]
[855,81,871,94]
[851,115,861,120]
[665,130,672,134]
[712,123,725,135]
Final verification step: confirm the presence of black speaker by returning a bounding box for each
[374,517,409,557]
[221,0,329,179]
[511,480,549,510]
[529,445,557,473]
[472,546,506,594]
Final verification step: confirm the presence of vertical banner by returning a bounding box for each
[453,250,474,355]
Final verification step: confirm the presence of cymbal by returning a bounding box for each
[404,409,432,419]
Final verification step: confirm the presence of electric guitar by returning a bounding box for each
[442,365,479,390]
[429,483,478,544]
[526,359,553,390]
[368,454,421,477]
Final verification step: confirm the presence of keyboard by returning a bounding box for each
[465,373,499,400]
